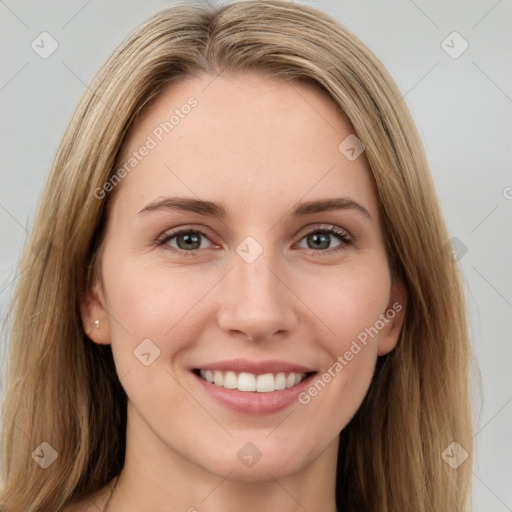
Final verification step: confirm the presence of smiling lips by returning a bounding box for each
[191,359,317,414]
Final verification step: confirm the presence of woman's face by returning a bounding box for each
[83,71,406,481]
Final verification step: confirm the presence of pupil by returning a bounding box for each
[179,233,200,250]
[310,233,329,250]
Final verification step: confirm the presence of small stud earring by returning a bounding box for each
[93,319,100,329]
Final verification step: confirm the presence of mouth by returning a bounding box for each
[193,368,316,393]
[189,358,318,414]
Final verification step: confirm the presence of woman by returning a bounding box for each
[0,1,474,510]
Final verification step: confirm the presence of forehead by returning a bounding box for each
[112,71,379,221]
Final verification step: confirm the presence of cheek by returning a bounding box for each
[293,263,390,433]
[305,258,391,349]
[102,251,210,337]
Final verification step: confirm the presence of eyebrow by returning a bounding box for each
[137,196,372,220]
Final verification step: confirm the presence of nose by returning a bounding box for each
[216,246,298,342]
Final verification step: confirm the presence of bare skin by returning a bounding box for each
[70,71,407,511]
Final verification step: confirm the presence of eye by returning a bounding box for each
[296,225,353,255]
[156,224,353,258]
[157,228,214,256]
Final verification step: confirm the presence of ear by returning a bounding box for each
[79,277,112,345]
[377,278,407,356]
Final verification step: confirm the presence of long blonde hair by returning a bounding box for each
[0,1,474,510]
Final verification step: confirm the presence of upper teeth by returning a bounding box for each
[199,370,306,392]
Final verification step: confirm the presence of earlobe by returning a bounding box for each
[377,279,408,356]
[79,279,112,345]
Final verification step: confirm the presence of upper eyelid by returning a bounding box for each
[157,225,217,244]
[295,224,351,240]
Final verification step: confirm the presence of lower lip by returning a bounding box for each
[192,371,316,415]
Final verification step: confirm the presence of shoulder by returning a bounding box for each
[62,498,105,512]
[61,500,97,512]
[61,480,115,512]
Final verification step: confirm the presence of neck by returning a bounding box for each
[108,402,339,512]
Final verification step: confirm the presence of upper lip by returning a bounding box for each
[192,358,316,375]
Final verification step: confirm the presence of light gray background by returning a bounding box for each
[1,1,511,510]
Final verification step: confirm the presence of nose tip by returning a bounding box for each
[216,253,297,341]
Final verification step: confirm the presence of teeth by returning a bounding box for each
[223,371,238,389]
[256,373,274,393]
[275,372,286,390]
[238,372,256,391]
[213,370,223,386]
[198,369,307,392]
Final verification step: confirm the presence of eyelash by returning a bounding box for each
[156,225,354,258]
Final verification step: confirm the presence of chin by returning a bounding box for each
[195,437,316,482]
